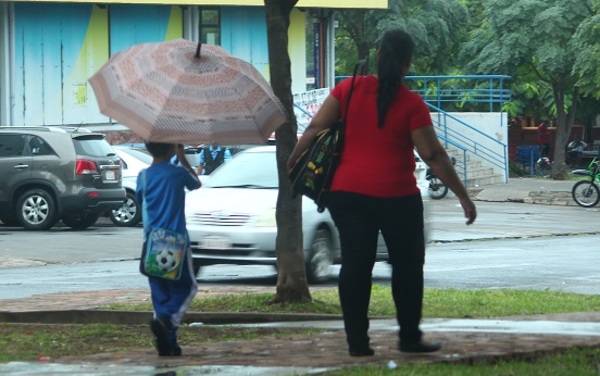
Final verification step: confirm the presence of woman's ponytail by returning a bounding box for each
[376,30,415,127]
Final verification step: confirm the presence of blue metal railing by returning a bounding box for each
[428,104,508,183]
[404,75,511,111]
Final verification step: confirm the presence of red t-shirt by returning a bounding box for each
[538,123,550,144]
[330,75,432,197]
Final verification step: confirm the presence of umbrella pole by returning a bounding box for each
[195,42,202,59]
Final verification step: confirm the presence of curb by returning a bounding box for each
[0,310,345,325]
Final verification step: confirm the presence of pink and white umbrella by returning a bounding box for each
[89,39,287,145]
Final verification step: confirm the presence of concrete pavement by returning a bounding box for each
[1,177,599,375]
[469,177,578,205]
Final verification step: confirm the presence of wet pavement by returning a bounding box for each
[1,177,600,375]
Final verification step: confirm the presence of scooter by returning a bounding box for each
[426,157,456,200]
[571,157,600,208]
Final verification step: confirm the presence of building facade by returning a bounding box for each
[0,1,387,128]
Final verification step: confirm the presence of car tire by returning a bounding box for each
[305,228,334,284]
[15,189,58,230]
[109,191,141,227]
[61,212,100,230]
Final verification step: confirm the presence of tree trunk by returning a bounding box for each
[264,0,311,303]
[551,79,578,180]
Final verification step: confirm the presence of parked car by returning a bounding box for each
[0,126,125,230]
[185,145,391,283]
[112,145,152,178]
[107,145,152,227]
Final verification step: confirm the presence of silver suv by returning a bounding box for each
[0,126,126,230]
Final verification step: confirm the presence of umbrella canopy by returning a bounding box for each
[88,39,287,145]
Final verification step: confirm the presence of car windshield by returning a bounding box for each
[73,136,115,157]
[118,148,153,165]
[205,149,278,189]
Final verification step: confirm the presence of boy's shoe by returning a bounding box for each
[169,342,182,356]
[150,316,173,356]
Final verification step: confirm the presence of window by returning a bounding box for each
[199,7,220,45]
[0,134,27,157]
[29,136,54,156]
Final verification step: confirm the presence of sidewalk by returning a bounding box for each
[1,177,598,375]
[468,176,576,205]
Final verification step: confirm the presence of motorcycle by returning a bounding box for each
[426,157,456,200]
[571,157,600,208]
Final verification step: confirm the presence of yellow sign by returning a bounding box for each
[16,0,388,8]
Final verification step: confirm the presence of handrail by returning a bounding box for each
[335,74,511,116]
[428,103,508,180]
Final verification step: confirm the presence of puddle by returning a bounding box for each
[0,362,334,375]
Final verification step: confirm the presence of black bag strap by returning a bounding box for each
[340,60,365,122]
[336,60,366,151]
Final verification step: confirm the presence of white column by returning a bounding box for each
[0,3,14,126]
[324,11,336,90]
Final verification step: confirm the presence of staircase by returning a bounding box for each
[446,147,505,188]
[405,75,511,189]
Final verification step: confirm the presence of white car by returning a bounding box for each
[185,146,410,283]
[107,146,152,227]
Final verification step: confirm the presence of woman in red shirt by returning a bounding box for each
[289,29,476,356]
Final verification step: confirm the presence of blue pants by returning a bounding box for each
[327,191,425,349]
[149,247,198,341]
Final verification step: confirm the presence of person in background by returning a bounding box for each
[537,120,551,158]
[288,29,476,357]
[136,142,201,356]
[197,144,232,175]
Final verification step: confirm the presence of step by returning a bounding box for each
[524,191,578,206]
[465,173,505,187]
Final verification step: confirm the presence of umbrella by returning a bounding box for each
[88,39,287,145]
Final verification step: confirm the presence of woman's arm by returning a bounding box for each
[412,126,477,225]
[287,95,340,171]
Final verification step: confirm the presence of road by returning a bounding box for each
[1,200,599,300]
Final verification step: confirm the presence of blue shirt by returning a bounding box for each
[136,162,201,245]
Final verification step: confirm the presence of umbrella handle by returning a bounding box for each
[195,42,202,59]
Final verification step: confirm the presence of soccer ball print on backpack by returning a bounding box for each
[156,249,180,272]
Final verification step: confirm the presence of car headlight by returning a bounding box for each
[254,208,277,227]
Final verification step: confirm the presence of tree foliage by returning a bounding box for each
[571,0,600,98]
[460,0,598,178]
[334,0,469,76]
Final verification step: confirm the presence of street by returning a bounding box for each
[1,200,599,300]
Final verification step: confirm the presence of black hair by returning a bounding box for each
[376,29,415,127]
[144,142,173,158]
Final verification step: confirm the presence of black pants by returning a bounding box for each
[327,191,425,349]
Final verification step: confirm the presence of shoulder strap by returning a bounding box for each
[341,60,366,122]
[141,170,149,239]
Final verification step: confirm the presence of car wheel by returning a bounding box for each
[61,212,100,230]
[305,228,334,284]
[109,191,141,227]
[16,189,58,230]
